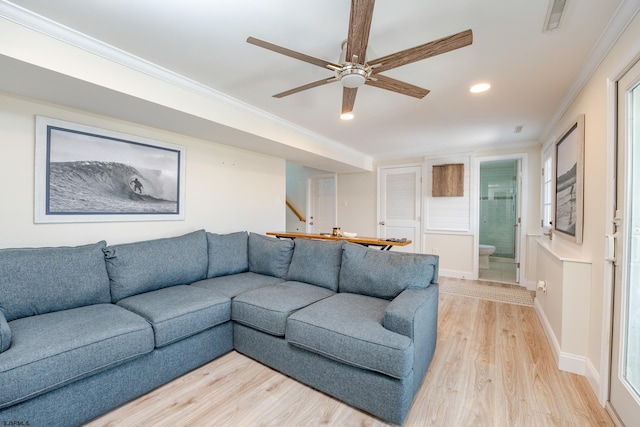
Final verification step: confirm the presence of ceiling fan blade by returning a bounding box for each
[366,74,430,99]
[342,87,358,115]
[247,36,340,69]
[346,0,375,64]
[370,29,473,74]
[273,78,336,98]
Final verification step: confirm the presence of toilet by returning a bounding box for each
[479,244,496,269]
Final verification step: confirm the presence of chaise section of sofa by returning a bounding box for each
[234,240,439,425]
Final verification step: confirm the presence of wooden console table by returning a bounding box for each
[266,231,411,251]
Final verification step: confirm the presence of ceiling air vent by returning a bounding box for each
[544,0,567,32]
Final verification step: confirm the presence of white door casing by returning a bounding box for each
[609,58,640,425]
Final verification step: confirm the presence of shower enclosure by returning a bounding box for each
[479,159,518,283]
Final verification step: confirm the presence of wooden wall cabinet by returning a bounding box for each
[432,163,464,197]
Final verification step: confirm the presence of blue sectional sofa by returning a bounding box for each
[0,230,439,426]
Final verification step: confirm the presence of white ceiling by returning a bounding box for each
[1,0,635,169]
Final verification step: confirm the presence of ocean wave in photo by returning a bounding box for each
[48,161,178,213]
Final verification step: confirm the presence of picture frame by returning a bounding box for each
[35,116,186,223]
[553,114,585,243]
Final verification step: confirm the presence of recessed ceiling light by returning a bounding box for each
[340,112,354,120]
[470,83,491,93]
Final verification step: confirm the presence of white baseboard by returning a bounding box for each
[534,298,591,376]
[585,358,603,403]
[534,298,603,401]
[558,352,588,375]
[438,269,476,280]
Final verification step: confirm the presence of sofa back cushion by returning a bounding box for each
[0,241,111,321]
[248,233,294,279]
[287,238,343,291]
[206,231,249,278]
[338,243,439,300]
[104,230,208,302]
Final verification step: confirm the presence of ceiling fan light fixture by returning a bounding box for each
[341,73,366,88]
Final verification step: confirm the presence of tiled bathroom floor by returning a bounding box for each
[479,259,517,284]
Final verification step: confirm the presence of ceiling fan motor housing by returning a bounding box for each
[339,65,371,88]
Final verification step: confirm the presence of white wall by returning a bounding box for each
[0,92,286,248]
[534,11,640,401]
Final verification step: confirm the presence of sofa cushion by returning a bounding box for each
[287,238,343,291]
[0,304,153,409]
[286,293,413,379]
[0,241,111,321]
[339,243,438,300]
[190,272,284,299]
[117,285,231,348]
[232,281,334,336]
[0,311,10,353]
[248,233,294,279]
[104,230,208,302]
[206,231,249,278]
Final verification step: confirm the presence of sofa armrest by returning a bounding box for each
[383,285,438,339]
[0,310,11,353]
[383,284,439,394]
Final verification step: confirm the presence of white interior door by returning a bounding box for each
[307,174,337,234]
[610,59,640,425]
[378,165,422,253]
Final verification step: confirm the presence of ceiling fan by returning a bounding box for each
[247,0,473,119]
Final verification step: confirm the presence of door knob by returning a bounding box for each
[379,221,385,226]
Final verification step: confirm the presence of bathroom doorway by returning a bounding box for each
[477,157,524,284]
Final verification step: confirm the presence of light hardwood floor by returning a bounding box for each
[86,283,613,426]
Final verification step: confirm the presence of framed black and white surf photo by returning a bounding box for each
[553,114,584,244]
[35,116,186,223]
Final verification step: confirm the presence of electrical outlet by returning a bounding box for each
[432,248,439,255]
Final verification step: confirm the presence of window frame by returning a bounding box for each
[541,143,554,231]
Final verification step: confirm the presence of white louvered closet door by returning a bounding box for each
[378,166,422,253]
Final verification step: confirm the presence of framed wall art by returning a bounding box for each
[35,116,186,223]
[553,114,585,243]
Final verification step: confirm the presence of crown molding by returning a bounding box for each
[0,0,372,167]
[540,0,640,142]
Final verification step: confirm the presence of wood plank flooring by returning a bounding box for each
[86,282,613,426]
